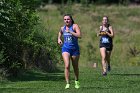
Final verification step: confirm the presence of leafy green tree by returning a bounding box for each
[0,0,59,77]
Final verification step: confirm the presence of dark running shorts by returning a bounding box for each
[100,44,113,51]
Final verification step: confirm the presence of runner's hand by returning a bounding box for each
[58,39,63,46]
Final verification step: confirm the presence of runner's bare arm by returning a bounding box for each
[58,27,63,45]
[106,26,114,38]
[67,24,81,38]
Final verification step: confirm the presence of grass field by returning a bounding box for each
[1,4,140,93]
[0,66,140,93]
[38,4,140,67]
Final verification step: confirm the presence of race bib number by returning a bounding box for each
[101,37,109,43]
[65,36,72,43]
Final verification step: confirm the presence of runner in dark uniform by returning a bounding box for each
[98,16,114,76]
[100,24,113,51]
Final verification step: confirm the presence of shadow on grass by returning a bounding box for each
[111,73,140,76]
[81,86,127,90]
[8,69,64,82]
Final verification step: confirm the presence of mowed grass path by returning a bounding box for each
[0,66,140,93]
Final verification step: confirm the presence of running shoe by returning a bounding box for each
[108,66,111,72]
[102,72,107,76]
[75,81,80,89]
[65,84,70,89]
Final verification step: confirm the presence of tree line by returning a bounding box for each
[42,0,140,5]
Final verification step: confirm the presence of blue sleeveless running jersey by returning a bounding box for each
[62,25,79,49]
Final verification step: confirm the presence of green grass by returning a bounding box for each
[0,66,140,93]
[1,4,140,93]
[37,4,140,66]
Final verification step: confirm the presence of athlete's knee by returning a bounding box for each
[73,66,79,70]
[101,57,106,61]
[106,56,110,61]
[65,65,70,70]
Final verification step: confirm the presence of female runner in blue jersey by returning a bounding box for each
[58,14,81,89]
[98,16,114,76]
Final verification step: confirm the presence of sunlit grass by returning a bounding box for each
[37,4,140,66]
[0,66,140,93]
[1,4,140,93]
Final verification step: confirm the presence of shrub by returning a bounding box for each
[0,0,59,77]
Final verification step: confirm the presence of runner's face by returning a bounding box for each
[64,16,72,26]
[102,17,108,25]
